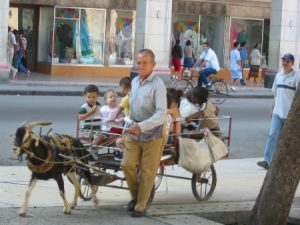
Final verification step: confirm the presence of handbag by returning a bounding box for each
[178,130,228,173]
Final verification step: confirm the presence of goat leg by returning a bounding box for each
[55,175,71,214]
[66,172,79,209]
[19,177,38,217]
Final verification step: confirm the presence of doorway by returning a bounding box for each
[9,6,38,71]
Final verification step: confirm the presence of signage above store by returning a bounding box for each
[173,1,226,16]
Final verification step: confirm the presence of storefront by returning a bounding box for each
[9,0,271,77]
[9,0,136,77]
[172,0,271,68]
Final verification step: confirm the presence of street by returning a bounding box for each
[0,95,272,165]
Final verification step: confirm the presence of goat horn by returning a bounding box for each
[27,121,52,128]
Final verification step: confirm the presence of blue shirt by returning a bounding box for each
[239,47,247,62]
[229,49,241,71]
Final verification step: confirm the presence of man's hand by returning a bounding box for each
[128,124,142,135]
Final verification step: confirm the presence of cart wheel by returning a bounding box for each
[210,80,228,104]
[77,175,99,201]
[172,79,194,93]
[191,165,217,201]
[154,166,164,190]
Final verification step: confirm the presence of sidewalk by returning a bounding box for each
[1,158,300,224]
[0,72,273,98]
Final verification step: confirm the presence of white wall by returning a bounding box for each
[0,0,9,80]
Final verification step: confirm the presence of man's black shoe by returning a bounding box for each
[131,210,146,217]
[127,200,136,212]
[240,79,246,86]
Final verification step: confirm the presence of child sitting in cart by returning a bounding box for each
[180,86,220,138]
[100,89,125,134]
[78,84,103,146]
[166,88,181,136]
[109,77,131,150]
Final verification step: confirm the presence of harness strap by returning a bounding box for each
[27,148,54,174]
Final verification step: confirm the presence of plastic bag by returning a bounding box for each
[178,130,228,173]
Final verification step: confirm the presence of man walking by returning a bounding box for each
[121,49,167,217]
[257,53,300,169]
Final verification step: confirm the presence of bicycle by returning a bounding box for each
[171,69,229,104]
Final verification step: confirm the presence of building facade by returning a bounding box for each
[7,0,271,78]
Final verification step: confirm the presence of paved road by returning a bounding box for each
[0,95,272,165]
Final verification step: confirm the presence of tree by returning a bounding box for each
[248,87,300,225]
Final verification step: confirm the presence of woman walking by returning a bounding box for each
[248,43,263,85]
[171,39,183,79]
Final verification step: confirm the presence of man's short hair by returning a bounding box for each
[119,76,131,88]
[240,41,246,47]
[203,42,210,47]
[233,41,239,48]
[84,84,99,95]
[138,49,155,62]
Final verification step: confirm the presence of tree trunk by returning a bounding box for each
[248,87,300,225]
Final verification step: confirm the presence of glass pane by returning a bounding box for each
[38,7,54,64]
[230,18,264,67]
[200,16,225,67]
[79,9,106,64]
[172,14,199,51]
[109,10,135,65]
[54,7,79,64]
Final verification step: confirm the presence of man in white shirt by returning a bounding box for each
[257,53,300,169]
[193,42,220,88]
[7,27,17,78]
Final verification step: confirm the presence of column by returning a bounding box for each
[269,0,300,70]
[135,0,172,75]
[0,0,9,81]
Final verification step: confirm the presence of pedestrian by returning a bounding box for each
[239,41,248,85]
[229,41,242,91]
[192,42,220,89]
[121,49,167,217]
[7,26,17,79]
[171,39,183,79]
[248,43,263,85]
[13,30,31,79]
[19,30,28,68]
[257,53,300,169]
[183,40,194,69]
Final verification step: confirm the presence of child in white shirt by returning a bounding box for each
[100,89,124,133]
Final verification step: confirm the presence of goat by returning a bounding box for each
[13,121,99,216]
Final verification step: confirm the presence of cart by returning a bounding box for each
[75,115,232,202]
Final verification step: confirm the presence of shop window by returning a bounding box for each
[109,10,136,65]
[172,14,225,66]
[50,7,106,65]
[53,8,79,64]
[230,18,264,67]
[172,14,200,55]
[200,16,225,67]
